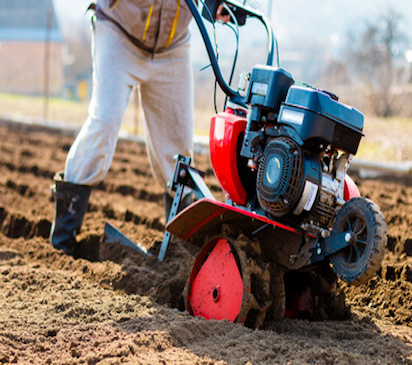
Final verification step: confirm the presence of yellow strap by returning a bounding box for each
[165,0,180,48]
[109,0,120,10]
[142,5,154,41]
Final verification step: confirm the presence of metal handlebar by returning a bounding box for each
[185,0,277,105]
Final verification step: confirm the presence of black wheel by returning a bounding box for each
[330,197,387,285]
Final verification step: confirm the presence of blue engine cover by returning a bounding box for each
[278,86,364,154]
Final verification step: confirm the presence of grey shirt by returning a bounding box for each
[96,0,194,53]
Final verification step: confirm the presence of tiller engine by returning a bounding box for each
[158,0,387,328]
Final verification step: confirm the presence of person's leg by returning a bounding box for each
[140,39,195,221]
[51,20,140,254]
[65,20,137,185]
[140,38,195,192]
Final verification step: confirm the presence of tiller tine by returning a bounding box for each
[103,222,152,257]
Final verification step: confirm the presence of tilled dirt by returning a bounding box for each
[0,123,411,364]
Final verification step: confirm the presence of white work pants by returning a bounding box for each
[65,19,194,191]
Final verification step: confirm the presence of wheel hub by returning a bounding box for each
[188,238,244,322]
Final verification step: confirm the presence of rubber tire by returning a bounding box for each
[330,197,387,286]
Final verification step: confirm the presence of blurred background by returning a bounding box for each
[1,0,412,163]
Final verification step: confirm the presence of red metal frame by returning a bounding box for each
[209,111,248,205]
[166,198,314,241]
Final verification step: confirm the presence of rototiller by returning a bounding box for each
[122,0,388,327]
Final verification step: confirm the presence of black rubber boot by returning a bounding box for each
[50,172,92,255]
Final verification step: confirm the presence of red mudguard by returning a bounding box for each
[166,198,308,242]
[210,111,247,206]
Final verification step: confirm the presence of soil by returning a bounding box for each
[0,123,411,364]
